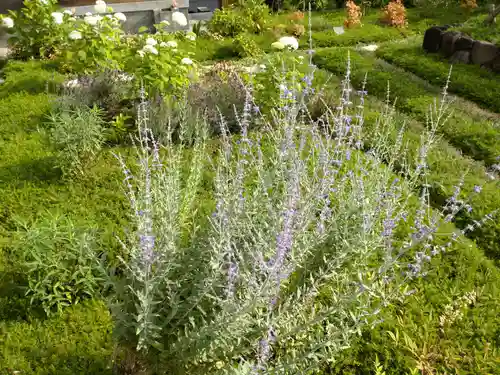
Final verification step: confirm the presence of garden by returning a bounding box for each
[0,0,499,374]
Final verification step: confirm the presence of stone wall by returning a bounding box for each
[0,0,24,14]
[422,25,499,73]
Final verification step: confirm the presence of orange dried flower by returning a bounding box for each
[381,0,407,28]
[289,11,305,21]
[344,0,362,29]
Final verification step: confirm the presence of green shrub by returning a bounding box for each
[208,0,270,36]
[376,41,500,113]
[233,33,264,58]
[13,214,103,316]
[45,105,106,178]
[310,24,413,47]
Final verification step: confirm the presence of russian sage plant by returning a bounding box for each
[108,57,473,374]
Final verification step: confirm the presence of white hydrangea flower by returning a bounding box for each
[165,40,178,48]
[51,12,64,25]
[114,12,126,22]
[69,30,82,40]
[94,0,107,14]
[145,37,157,46]
[143,45,158,55]
[186,32,196,41]
[172,11,187,27]
[63,10,74,15]
[278,36,299,50]
[271,41,285,50]
[181,57,193,65]
[84,15,99,25]
[2,17,14,29]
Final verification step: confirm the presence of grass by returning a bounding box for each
[376,39,500,113]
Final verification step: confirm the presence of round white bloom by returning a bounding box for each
[271,41,284,50]
[51,12,64,25]
[181,57,193,65]
[114,12,126,22]
[84,15,99,25]
[165,40,178,48]
[69,30,82,40]
[2,17,14,29]
[172,11,187,27]
[186,32,196,41]
[63,10,74,15]
[145,37,157,46]
[64,79,80,88]
[278,36,299,50]
[94,0,107,14]
[143,45,158,55]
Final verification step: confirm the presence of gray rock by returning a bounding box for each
[471,41,499,65]
[454,35,474,51]
[484,52,500,73]
[423,26,444,53]
[449,50,471,64]
[440,31,461,57]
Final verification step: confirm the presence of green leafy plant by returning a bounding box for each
[45,105,106,178]
[13,213,103,316]
[2,0,73,59]
[208,0,270,36]
[233,34,263,58]
[60,13,127,75]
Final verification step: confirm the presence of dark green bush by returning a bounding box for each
[376,41,500,113]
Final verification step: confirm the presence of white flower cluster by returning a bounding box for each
[1,17,14,29]
[271,36,299,51]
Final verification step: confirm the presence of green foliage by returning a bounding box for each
[1,0,72,59]
[60,14,127,74]
[376,40,500,113]
[313,48,500,165]
[12,214,103,316]
[0,300,114,374]
[233,34,263,58]
[45,105,106,178]
[310,24,414,47]
[313,49,500,260]
[453,13,500,44]
[208,0,270,36]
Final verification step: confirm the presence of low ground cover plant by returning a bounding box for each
[376,40,500,113]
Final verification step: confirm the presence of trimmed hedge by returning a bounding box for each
[309,25,413,48]
[313,47,500,166]
[376,40,500,113]
[313,49,500,260]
